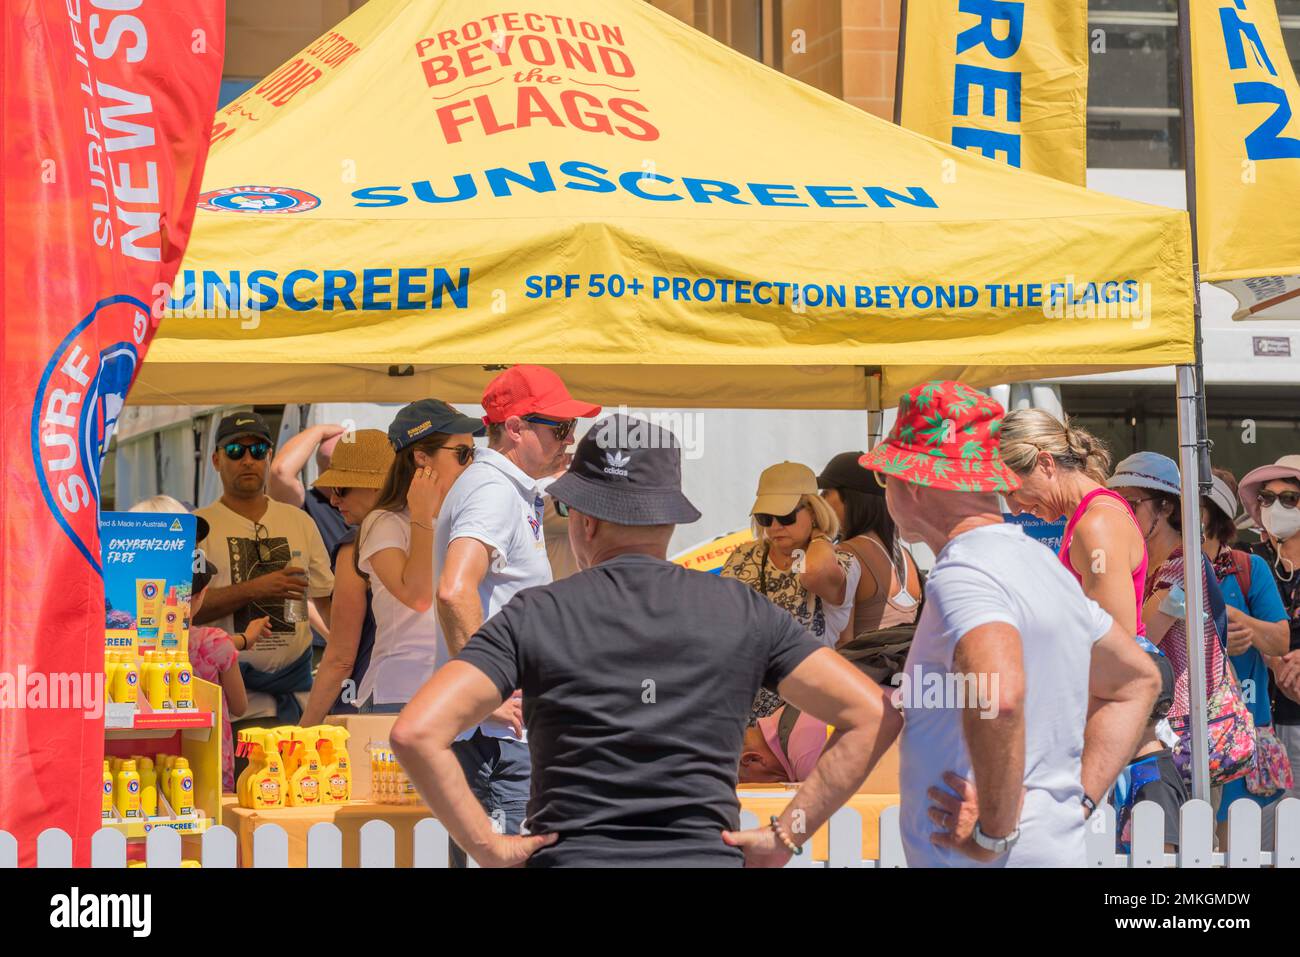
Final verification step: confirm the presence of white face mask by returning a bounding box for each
[1262,501,1300,542]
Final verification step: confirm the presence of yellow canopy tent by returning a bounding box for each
[135,0,1195,409]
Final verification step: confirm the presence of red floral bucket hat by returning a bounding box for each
[858,381,1021,493]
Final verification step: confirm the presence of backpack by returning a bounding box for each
[774,623,916,757]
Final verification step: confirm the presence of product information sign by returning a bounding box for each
[101,513,197,656]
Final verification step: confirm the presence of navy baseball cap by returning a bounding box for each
[388,399,486,452]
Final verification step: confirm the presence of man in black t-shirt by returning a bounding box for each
[392,415,900,867]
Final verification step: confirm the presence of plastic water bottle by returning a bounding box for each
[284,549,308,623]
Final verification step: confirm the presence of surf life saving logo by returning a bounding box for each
[527,495,543,540]
[31,295,145,575]
[197,186,321,213]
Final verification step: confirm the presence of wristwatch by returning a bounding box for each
[972,821,1020,855]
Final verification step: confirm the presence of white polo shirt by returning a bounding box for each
[435,447,552,741]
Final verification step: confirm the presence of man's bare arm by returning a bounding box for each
[775,649,901,840]
[390,661,553,866]
[192,567,305,624]
[193,579,263,624]
[1081,621,1162,804]
[436,538,492,656]
[954,621,1026,838]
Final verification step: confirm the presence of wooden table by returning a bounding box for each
[222,797,430,867]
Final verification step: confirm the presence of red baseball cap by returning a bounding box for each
[481,365,602,424]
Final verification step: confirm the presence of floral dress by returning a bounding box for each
[188,626,239,792]
[721,539,855,724]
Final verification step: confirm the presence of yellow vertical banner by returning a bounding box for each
[898,0,1089,185]
[1191,0,1300,282]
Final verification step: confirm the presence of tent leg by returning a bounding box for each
[1176,363,1211,802]
[867,410,885,450]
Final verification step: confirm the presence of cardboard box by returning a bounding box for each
[859,740,900,794]
[324,714,397,801]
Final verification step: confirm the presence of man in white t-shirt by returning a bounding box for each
[429,365,600,866]
[857,381,1160,867]
[195,412,334,724]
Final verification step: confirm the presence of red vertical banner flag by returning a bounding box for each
[1,1,223,864]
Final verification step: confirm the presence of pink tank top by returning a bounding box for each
[1058,488,1149,638]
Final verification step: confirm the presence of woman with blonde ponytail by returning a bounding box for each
[1000,409,1150,643]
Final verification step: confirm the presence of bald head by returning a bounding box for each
[565,510,676,569]
[886,479,1003,551]
[316,431,345,474]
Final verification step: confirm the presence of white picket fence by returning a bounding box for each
[3,798,1297,867]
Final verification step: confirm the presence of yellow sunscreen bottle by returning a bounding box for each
[141,652,166,711]
[235,731,257,807]
[135,578,165,639]
[138,757,158,818]
[250,731,286,809]
[160,587,181,651]
[287,731,322,806]
[115,759,141,819]
[170,651,194,710]
[111,654,139,705]
[170,757,194,816]
[319,726,351,803]
[102,761,114,820]
[268,726,298,779]
[157,754,173,804]
[104,653,121,703]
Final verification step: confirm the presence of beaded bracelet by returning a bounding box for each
[769,815,802,856]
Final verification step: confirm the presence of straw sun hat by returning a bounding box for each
[311,429,394,489]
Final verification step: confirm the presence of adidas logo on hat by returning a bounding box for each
[604,451,631,476]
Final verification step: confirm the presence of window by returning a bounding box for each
[1088,1,1300,169]
[659,1,772,65]
[218,78,256,108]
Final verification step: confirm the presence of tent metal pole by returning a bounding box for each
[893,0,908,126]
[1176,365,1212,802]
[1176,0,1211,803]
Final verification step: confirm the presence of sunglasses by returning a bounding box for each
[1259,489,1300,510]
[433,444,475,466]
[252,521,273,564]
[523,414,576,443]
[755,507,803,528]
[1122,496,1155,512]
[554,500,570,518]
[223,441,271,461]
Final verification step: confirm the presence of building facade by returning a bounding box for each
[113,2,1299,523]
